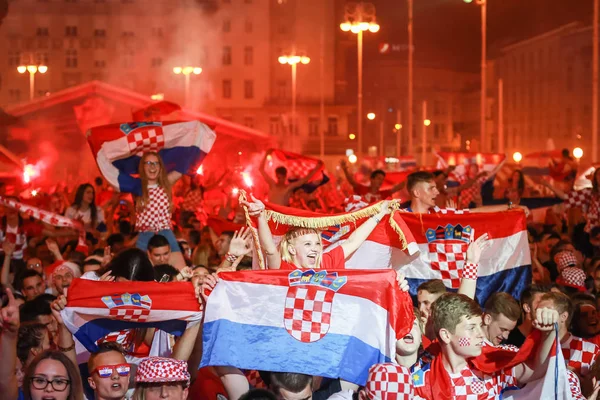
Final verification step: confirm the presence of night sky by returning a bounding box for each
[366,0,594,71]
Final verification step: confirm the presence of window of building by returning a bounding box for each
[223,46,232,65]
[222,79,232,99]
[8,51,20,66]
[36,53,49,65]
[122,31,135,38]
[65,48,78,68]
[308,117,319,137]
[245,19,253,33]
[327,116,338,136]
[433,123,443,139]
[223,19,231,33]
[269,116,281,135]
[94,29,106,37]
[151,57,163,67]
[276,80,287,99]
[94,60,106,68]
[244,116,254,128]
[36,27,49,37]
[9,89,21,101]
[152,27,163,37]
[244,80,254,99]
[244,46,253,66]
[65,26,78,37]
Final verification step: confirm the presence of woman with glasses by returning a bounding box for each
[125,152,186,269]
[23,350,83,400]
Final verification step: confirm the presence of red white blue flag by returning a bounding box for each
[201,269,414,385]
[87,120,216,194]
[435,151,505,186]
[396,210,531,306]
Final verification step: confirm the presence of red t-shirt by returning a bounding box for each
[188,367,228,400]
[280,246,345,270]
[354,184,393,204]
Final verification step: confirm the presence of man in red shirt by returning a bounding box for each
[340,161,404,203]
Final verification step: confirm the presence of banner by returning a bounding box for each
[201,269,413,385]
[396,210,531,305]
[435,151,505,187]
[87,120,216,194]
[265,149,328,193]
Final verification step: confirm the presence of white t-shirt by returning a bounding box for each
[65,206,105,230]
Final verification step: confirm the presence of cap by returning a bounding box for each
[555,251,578,273]
[365,363,413,400]
[557,267,586,292]
[135,357,190,386]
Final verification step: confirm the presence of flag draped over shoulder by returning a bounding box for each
[435,151,505,187]
[87,120,216,193]
[201,269,414,385]
[265,149,329,193]
[241,193,419,270]
[396,210,531,305]
[61,279,203,353]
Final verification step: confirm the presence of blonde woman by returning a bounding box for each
[241,194,396,271]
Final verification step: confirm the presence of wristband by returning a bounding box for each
[58,343,75,353]
[225,252,238,263]
[462,262,479,280]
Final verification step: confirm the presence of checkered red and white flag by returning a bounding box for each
[265,149,324,181]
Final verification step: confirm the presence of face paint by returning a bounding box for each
[458,337,471,347]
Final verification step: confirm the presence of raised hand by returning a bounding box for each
[228,228,253,258]
[395,271,409,292]
[46,238,60,255]
[195,273,219,306]
[2,240,15,256]
[466,233,491,264]
[50,295,67,325]
[239,194,265,217]
[101,246,112,267]
[446,198,457,209]
[0,288,19,335]
[98,270,115,282]
[177,267,193,281]
[532,307,559,332]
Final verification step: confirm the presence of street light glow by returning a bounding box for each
[301,56,311,64]
[340,22,351,32]
[173,67,182,74]
[193,67,202,75]
[573,147,584,159]
[367,112,376,120]
[395,123,402,130]
[513,152,523,163]
[424,119,431,126]
[349,133,356,140]
[27,65,37,73]
[368,23,380,33]
[17,66,27,74]
[348,154,358,164]
[38,65,48,74]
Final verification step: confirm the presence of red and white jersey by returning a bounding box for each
[561,334,600,376]
[482,339,519,353]
[135,185,172,232]
[0,223,27,260]
[567,369,585,400]
[181,189,204,212]
[448,365,520,400]
[458,175,487,209]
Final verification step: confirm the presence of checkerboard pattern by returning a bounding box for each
[127,127,165,156]
[109,307,151,322]
[562,334,600,377]
[432,206,470,215]
[461,262,479,280]
[245,370,267,389]
[564,188,592,210]
[135,357,190,385]
[567,369,586,400]
[366,363,413,400]
[283,286,334,343]
[96,329,133,351]
[135,186,172,232]
[449,366,518,400]
[428,241,468,288]
[458,176,486,209]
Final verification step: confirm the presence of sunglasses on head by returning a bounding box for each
[92,364,131,378]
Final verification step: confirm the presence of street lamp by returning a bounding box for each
[463,0,487,152]
[279,54,310,152]
[573,147,584,160]
[17,64,48,100]
[173,66,202,107]
[367,112,376,120]
[513,152,522,163]
[341,1,380,160]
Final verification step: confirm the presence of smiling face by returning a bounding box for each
[289,233,323,268]
[30,359,71,400]
[396,318,423,357]
[143,154,161,183]
[483,313,517,346]
[575,304,599,336]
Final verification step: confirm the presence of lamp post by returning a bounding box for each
[173,66,202,107]
[17,64,48,100]
[279,54,310,152]
[463,0,486,152]
[340,1,380,161]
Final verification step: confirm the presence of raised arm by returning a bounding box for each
[340,160,358,188]
[340,201,391,259]
[51,296,79,368]
[168,170,183,186]
[0,288,20,400]
[288,160,324,190]
[0,242,14,289]
[240,194,281,269]
[259,149,276,187]
[458,233,490,299]
[540,179,568,200]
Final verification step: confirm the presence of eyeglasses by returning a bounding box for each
[144,161,160,168]
[92,364,131,378]
[30,376,70,391]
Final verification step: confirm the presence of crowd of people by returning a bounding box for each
[1,147,600,400]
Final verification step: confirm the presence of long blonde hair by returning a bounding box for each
[280,228,322,268]
[137,152,173,212]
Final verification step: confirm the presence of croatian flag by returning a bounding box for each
[435,152,505,188]
[265,148,329,193]
[201,269,414,385]
[396,210,531,305]
[87,120,216,194]
[61,279,203,353]
[522,150,577,182]
[245,197,419,270]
